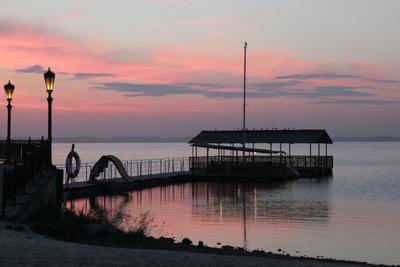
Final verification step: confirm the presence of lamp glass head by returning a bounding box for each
[4,80,15,101]
[44,67,55,93]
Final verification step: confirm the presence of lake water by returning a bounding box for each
[56,142,400,265]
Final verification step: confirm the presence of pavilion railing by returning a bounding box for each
[190,155,333,170]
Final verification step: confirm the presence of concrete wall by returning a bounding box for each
[16,169,63,221]
[0,167,3,218]
[0,164,14,219]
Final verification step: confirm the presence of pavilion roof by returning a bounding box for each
[189,129,333,144]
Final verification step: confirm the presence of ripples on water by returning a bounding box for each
[62,142,400,265]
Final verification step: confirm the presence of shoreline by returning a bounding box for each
[0,223,391,267]
[0,222,394,267]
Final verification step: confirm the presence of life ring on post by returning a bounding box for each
[66,144,81,179]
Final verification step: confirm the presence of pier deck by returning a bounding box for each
[61,152,333,198]
[64,171,191,197]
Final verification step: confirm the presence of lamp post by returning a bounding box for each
[44,68,55,165]
[4,81,15,162]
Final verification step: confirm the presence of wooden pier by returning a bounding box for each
[0,129,335,204]
[64,171,191,198]
[56,129,334,197]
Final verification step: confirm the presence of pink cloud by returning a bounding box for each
[1,19,397,119]
[0,19,351,86]
[0,20,164,82]
[349,59,384,78]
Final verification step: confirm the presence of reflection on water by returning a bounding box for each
[64,142,400,265]
[68,179,332,253]
[68,177,400,265]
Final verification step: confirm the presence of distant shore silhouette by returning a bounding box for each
[48,135,400,143]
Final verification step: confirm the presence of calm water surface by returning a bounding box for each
[57,142,400,265]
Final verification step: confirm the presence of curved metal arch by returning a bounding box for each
[88,155,133,184]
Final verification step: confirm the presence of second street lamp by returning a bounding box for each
[4,80,15,161]
[44,68,55,165]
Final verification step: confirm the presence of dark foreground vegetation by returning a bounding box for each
[29,210,262,256]
[27,210,381,266]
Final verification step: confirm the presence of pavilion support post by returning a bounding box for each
[236,149,238,164]
[289,143,291,167]
[279,143,282,165]
[206,148,209,168]
[252,143,255,161]
[270,143,272,157]
[325,143,328,168]
[195,146,198,157]
[318,143,320,169]
[217,144,220,164]
[309,143,312,168]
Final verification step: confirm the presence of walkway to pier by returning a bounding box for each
[57,157,191,186]
[60,153,333,196]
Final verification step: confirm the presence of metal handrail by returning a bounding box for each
[190,155,334,169]
[0,139,47,145]
[57,157,191,184]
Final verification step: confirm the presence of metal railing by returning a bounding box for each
[190,155,334,169]
[57,157,191,184]
[0,139,50,166]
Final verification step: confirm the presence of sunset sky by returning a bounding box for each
[1,0,399,138]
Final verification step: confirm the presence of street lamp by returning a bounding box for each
[4,80,15,161]
[44,68,55,164]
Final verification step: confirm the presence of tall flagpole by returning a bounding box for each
[242,41,247,157]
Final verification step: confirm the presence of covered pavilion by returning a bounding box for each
[188,129,333,178]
